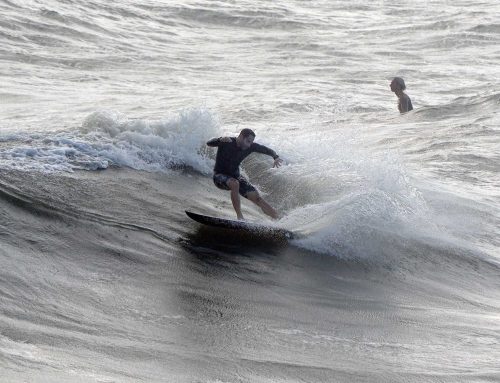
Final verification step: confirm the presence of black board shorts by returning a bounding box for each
[213,173,256,198]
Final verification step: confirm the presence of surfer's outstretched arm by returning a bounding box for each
[206,137,232,147]
[250,143,283,167]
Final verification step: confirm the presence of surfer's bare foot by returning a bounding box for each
[237,215,245,221]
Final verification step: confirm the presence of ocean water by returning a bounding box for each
[1,1,499,382]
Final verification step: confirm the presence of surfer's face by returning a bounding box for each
[238,134,254,150]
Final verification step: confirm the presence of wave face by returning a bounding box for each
[1,1,499,382]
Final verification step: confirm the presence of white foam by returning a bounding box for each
[0,108,220,174]
[273,123,433,260]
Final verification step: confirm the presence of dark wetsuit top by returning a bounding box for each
[206,137,279,178]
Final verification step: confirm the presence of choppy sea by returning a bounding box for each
[1,1,499,382]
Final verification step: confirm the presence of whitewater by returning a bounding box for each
[1,1,499,382]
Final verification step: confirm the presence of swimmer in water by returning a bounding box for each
[390,77,413,113]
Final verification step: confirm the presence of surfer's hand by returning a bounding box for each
[219,137,232,142]
[273,157,283,168]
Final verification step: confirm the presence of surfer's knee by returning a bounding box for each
[227,178,239,190]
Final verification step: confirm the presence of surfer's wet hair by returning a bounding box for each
[240,128,256,138]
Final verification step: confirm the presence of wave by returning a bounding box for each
[241,124,499,267]
[280,150,431,260]
[411,92,500,121]
[1,103,497,269]
[0,108,219,174]
[168,4,315,30]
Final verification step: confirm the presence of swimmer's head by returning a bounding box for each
[390,77,406,92]
[237,128,255,149]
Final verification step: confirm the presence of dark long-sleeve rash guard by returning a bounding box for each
[207,137,279,178]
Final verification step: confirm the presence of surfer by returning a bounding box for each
[390,77,413,113]
[207,128,282,220]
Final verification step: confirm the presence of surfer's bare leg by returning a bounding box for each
[227,178,244,220]
[246,191,278,219]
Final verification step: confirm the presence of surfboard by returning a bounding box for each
[185,210,294,239]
